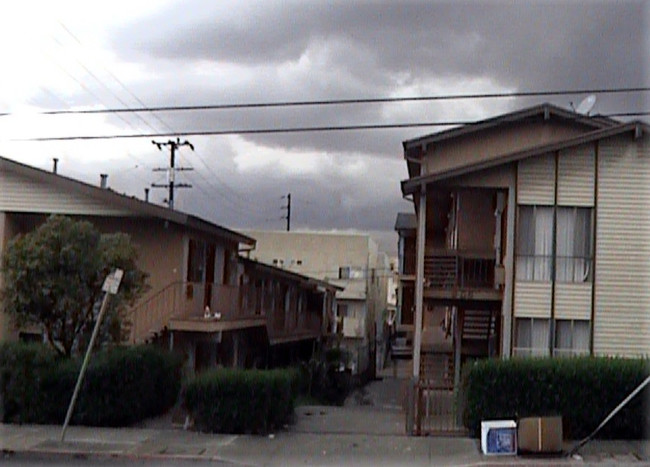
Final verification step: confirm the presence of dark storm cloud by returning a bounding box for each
[116,1,646,88]
[35,1,646,254]
[105,0,648,157]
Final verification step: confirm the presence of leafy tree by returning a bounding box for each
[0,216,148,357]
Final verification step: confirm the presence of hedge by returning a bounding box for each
[0,342,183,426]
[183,368,299,434]
[462,356,649,439]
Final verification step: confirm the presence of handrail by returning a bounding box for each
[130,281,186,343]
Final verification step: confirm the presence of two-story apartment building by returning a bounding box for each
[0,156,339,373]
[397,103,649,434]
[242,230,390,376]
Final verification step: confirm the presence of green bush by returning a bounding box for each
[462,357,649,439]
[0,342,183,426]
[0,342,58,423]
[183,368,299,434]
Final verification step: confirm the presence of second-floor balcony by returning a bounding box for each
[424,250,502,301]
[131,280,325,343]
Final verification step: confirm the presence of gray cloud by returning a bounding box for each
[24,1,649,255]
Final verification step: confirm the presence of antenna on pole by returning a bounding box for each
[151,138,194,210]
[282,193,291,231]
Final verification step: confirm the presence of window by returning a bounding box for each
[516,206,592,282]
[556,208,592,282]
[514,318,550,356]
[554,319,590,356]
[339,266,364,279]
[516,206,553,281]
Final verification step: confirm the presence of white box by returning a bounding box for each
[481,420,517,455]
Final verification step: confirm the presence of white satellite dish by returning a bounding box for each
[575,94,597,115]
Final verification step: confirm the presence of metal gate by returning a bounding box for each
[411,351,466,435]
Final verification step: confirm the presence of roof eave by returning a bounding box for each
[401,121,646,195]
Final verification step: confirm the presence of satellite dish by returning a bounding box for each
[576,94,597,115]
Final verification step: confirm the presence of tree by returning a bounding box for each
[0,216,148,357]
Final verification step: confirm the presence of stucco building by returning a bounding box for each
[243,230,391,375]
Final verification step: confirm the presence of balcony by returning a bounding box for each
[423,250,502,301]
[168,282,267,333]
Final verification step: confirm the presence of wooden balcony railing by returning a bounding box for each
[175,282,264,321]
[424,251,496,289]
[130,281,325,343]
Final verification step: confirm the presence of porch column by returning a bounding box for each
[413,187,427,378]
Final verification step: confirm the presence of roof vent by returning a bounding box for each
[52,158,58,174]
[100,174,108,189]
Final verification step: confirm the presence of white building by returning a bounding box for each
[243,230,390,375]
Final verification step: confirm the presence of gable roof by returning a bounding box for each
[402,103,619,152]
[401,121,648,195]
[0,155,255,246]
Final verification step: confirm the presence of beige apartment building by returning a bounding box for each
[397,103,650,434]
[243,230,391,375]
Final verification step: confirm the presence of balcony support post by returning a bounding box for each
[413,187,427,379]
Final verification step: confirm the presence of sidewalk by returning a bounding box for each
[1,420,648,465]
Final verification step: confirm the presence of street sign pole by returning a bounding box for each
[60,269,123,442]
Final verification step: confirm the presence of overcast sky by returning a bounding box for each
[0,1,648,254]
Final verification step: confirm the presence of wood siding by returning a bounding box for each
[517,153,555,205]
[558,144,595,206]
[0,169,132,216]
[594,136,650,356]
[514,281,552,318]
[554,283,592,320]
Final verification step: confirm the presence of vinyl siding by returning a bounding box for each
[514,281,552,318]
[558,144,595,207]
[0,169,132,216]
[517,153,555,205]
[555,283,592,320]
[594,136,650,356]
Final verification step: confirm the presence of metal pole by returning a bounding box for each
[60,291,112,442]
[413,187,426,378]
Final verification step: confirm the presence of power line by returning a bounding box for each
[54,22,258,213]
[4,86,648,117]
[17,113,650,142]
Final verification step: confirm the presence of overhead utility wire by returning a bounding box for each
[55,22,255,212]
[2,87,648,118]
[19,113,650,142]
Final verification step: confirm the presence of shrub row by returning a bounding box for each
[183,368,300,434]
[462,356,649,439]
[0,342,182,426]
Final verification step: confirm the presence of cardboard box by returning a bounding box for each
[481,420,517,455]
[518,416,563,453]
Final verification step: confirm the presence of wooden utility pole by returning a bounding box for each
[151,138,194,210]
[282,193,291,231]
